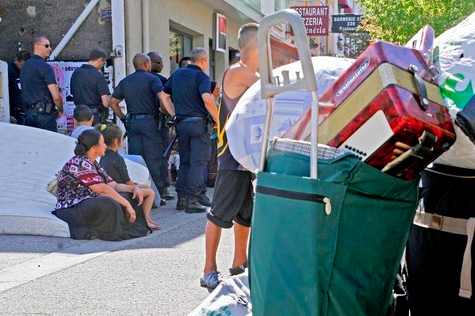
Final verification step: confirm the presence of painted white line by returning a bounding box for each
[0,212,205,293]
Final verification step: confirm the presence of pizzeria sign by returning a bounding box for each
[290,6,329,36]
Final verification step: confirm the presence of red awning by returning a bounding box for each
[338,0,350,8]
[344,7,353,13]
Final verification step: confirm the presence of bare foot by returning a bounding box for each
[148,222,161,230]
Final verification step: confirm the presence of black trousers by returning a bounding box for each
[406,164,475,315]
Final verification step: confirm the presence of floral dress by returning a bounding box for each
[56,155,112,210]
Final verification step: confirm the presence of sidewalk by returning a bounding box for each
[0,189,234,315]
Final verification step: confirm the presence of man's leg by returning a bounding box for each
[203,220,222,275]
[159,126,171,187]
[231,172,254,273]
[140,118,163,191]
[184,121,209,212]
[232,223,250,268]
[92,112,102,126]
[25,109,38,128]
[37,113,58,132]
[188,121,211,204]
[127,118,144,156]
[176,123,190,209]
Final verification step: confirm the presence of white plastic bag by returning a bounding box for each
[225,56,354,172]
[189,272,251,316]
[431,12,475,168]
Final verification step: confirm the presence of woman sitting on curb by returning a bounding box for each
[97,123,161,230]
[53,129,151,241]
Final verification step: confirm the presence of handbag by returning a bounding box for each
[45,170,61,196]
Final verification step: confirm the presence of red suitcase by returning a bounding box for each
[283,40,456,180]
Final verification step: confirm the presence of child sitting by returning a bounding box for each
[97,123,161,230]
[70,105,94,139]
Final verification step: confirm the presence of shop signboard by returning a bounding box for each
[215,13,226,53]
[290,6,329,36]
[331,14,363,33]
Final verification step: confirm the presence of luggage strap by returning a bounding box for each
[413,210,475,299]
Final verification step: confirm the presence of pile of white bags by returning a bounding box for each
[225,56,354,172]
[431,11,475,168]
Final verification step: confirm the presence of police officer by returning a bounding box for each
[70,48,111,125]
[21,36,63,132]
[109,53,164,197]
[8,50,31,125]
[160,47,218,213]
[148,51,174,201]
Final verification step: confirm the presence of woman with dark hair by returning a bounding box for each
[53,129,150,240]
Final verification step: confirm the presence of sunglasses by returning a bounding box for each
[38,43,51,48]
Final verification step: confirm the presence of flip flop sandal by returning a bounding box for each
[229,261,247,276]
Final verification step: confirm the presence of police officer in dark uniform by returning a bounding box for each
[21,35,64,132]
[109,53,164,197]
[160,47,218,213]
[70,48,111,125]
[8,50,31,125]
[147,51,174,201]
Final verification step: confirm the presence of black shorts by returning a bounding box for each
[207,170,254,228]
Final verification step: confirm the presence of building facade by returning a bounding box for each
[0,0,287,82]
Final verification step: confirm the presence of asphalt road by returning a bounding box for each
[0,189,236,316]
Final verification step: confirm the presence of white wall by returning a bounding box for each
[125,0,243,81]
[0,61,10,123]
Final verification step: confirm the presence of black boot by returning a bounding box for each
[159,187,175,200]
[185,197,207,213]
[196,194,212,207]
[176,196,186,211]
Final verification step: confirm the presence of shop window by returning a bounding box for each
[169,29,192,73]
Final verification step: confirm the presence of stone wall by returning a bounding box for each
[0,0,112,61]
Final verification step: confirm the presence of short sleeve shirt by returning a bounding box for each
[156,73,168,86]
[70,64,110,107]
[112,70,163,115]
[99,149,131,184]
[56,155,113,210]
[20,55,57,106]
[163,64,210,120]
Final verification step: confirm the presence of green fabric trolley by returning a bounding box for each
[249,10,420,316]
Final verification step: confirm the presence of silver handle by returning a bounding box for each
[258,9,319,179]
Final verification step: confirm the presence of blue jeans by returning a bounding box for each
[26,109,57,132]
[176,120,211,199]
[127,116,163,190]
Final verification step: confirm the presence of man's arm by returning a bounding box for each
[47,83,64,116]
[109,97,125,119]
[159,92,175,117]
[101,94,111,108]
[223,66,259,99]
[202,93,218,122]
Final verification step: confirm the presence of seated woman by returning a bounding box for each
[53,129,151,241]
[97,123,160,230]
